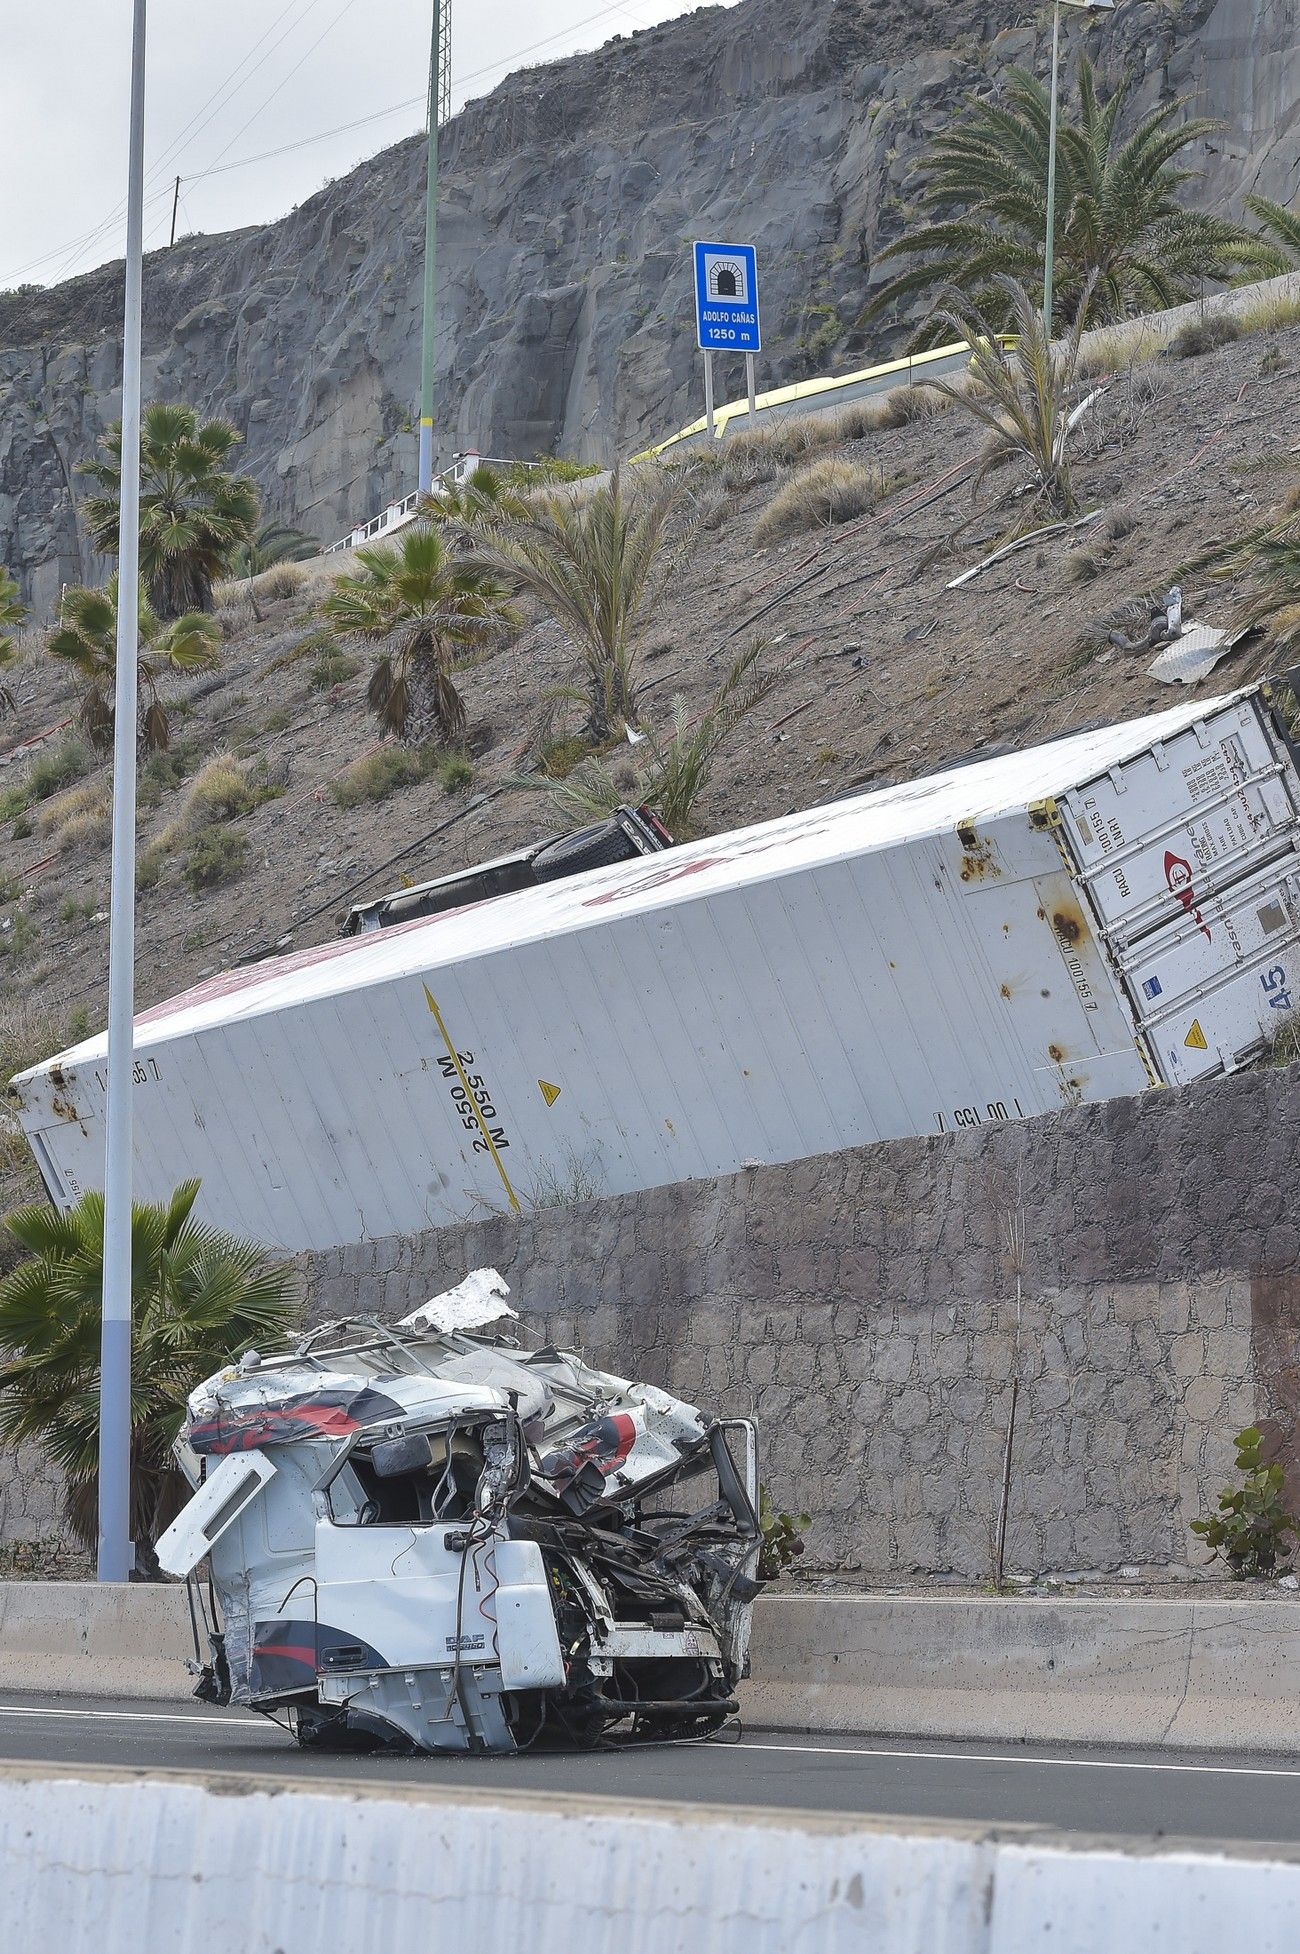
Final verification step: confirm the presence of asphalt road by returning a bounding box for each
[2,1693,1300,1844]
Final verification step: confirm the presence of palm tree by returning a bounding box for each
[79,402,260,619]
[47,577,222,754]
[324,524,520,744]
[228,521,319,579]
[475,469,689,741]
[861,59,1273,341]
[0,1180,297,1573]
[528,638,786,840]
[0,565,23,714]
[919,277,1093,523]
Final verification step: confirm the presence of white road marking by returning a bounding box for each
[741,1740,1300,1780]
[0,1705,281,1732]
[0,1706,1295,1779]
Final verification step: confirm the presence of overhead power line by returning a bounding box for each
[191,0,368,181]
[182,0,658,190]
[192,96,426,182]
[0,0,336,288]
[1,0,663,290]
[33,0,331,290]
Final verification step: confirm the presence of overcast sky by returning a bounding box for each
[0,1,732,290]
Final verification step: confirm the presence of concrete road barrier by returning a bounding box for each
[0,1581,194,1697]
[749,1593,1300,1752]
[3,1583,1299,1753]
[5,1763,1300,1954]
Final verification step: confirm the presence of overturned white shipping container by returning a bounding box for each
[12,685,1300,1252]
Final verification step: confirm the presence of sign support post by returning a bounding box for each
[692,240,761,444]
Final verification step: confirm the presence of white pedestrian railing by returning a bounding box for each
[323,453,537,554]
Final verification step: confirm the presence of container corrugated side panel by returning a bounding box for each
[14,791,1172,1251]
[26,826,1147,1249]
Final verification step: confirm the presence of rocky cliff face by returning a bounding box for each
[1,0,1295,612]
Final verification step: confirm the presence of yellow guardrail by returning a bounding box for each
[631,337,995,461]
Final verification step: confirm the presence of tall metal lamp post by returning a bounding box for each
[1043,0,1114,340]
[99,0,148,1582]
[417,0,452,496]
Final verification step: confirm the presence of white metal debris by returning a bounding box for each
[399,1267,517,1334]
[1147,621,1249,685]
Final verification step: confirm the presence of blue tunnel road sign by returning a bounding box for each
[694,241,761,352]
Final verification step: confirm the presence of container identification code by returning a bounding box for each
[935,1097,1025,1132]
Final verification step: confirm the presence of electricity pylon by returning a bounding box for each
[418,0,452,495]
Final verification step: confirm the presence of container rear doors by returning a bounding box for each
[1056,691,1300,1081]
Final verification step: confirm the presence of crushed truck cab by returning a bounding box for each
[158,1271,761,1754]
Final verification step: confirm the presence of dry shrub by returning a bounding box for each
[156,752,252,851]
[136,844,165,891]
[1237,289,1300,335]
[821,398,884,441]
[1077,321,1167,378]
[723,414,840,470]
[253,562,309,603]
[697,483,732,531]
[36,777,108,840]
[1170,313,1241,359]
[857,384,955,432]
[55,807,112,853]
[187,753,254,822]
[717,445,778,493]
[212,582,253,632]
[183,825,248,892]
[283,555,350,607]
[331,746,432,808]
[754,458,894,543]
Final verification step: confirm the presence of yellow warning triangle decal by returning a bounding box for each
[538,1079,562,1107]
[1184,1019,1208,1051]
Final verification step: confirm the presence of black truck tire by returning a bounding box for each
[531,816,640,881]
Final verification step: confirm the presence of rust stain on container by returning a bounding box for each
[1051,905,1085,944]
[49,1093,80,1123]
[999,983,1013,1000]
[1048,1043,1066,1063]
[958,836,1002,883]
